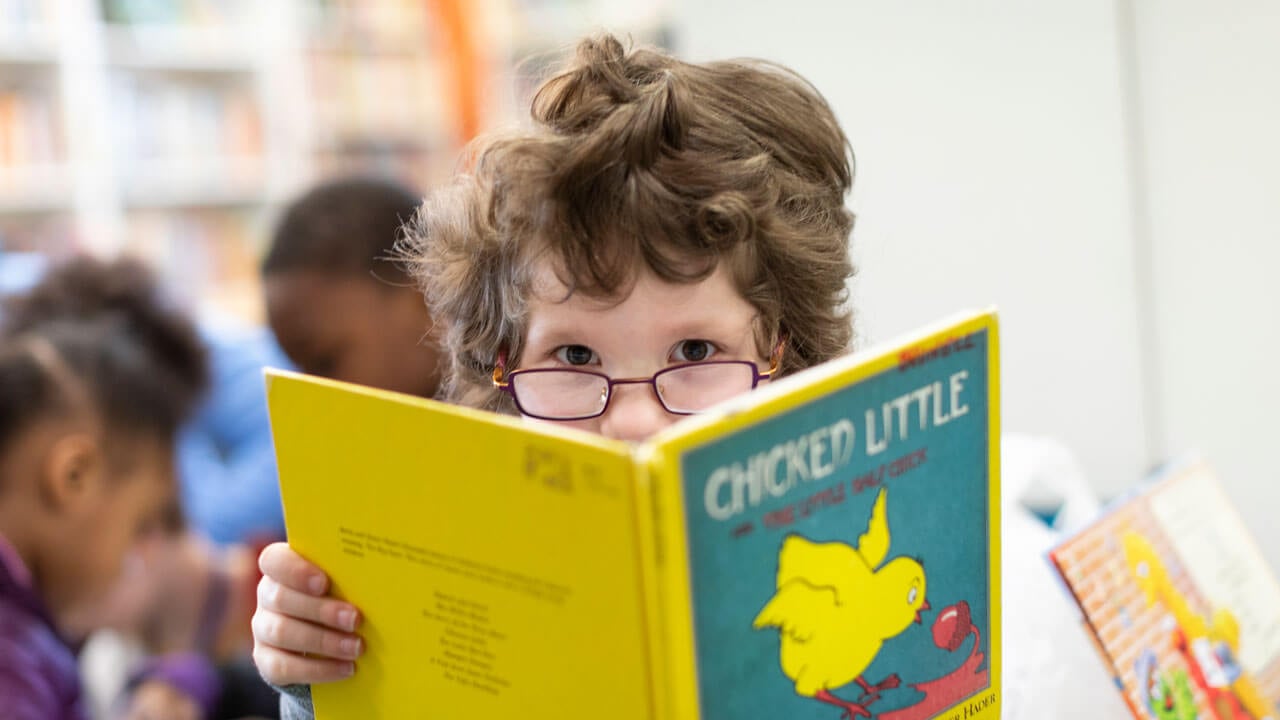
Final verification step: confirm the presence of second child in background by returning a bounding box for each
[261,176,445,400]
[181,176,444,548]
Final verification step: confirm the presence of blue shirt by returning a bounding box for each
[178,322,295,545]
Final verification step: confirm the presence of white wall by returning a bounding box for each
[1129,0,1280,571]
[672,1,1280,571]
[673,1,1153,494]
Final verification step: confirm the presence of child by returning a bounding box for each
[179,175,439,550]
[0,257,213,719]
[262,175,444,399]
[250,34,855,718]
[87,176,442,720]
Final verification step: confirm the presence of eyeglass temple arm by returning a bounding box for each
[492,350,510,389]
[760,336,786,378]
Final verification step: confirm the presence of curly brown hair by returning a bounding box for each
[402,34,855,413]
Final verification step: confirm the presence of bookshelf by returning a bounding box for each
[299,0,454,190]
[0,0,67,252]
[0,0,673,322]
[99,1,303,323]
[0,0,308,321]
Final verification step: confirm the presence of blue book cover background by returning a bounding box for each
[679,329,993,720]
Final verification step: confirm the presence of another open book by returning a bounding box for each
[1049,458,1280,720]
[266,309,1001,720]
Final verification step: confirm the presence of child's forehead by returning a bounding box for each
[524,260,759,341]
[528,257,628,308]
[527,256,744,309]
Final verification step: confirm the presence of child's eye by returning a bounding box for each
[672,340,718,363]
[555,345,597,365]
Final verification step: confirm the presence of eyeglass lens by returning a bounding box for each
[511,370,609,419]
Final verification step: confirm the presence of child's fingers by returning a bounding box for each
[258,541,329,595]
[252,640,356,687]
[257,574,360,632]
[251,604,364,663]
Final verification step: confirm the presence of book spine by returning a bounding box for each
[633,449,676,720]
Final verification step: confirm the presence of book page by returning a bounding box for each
[268,373,654,720]
[1149,464,1280,674]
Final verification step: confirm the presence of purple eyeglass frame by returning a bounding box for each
[491,342,785,421]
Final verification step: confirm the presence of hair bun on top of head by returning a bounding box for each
[1,256,207,403]
[532,34,687,173]
[4,256,156,328]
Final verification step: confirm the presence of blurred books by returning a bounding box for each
[0,0,673,323]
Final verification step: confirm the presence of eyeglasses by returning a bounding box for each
[492,346,783,421]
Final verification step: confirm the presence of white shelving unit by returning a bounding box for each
[1,2,72,256]
[0,34,60,65]
[0,0,312,321]
[0,0,674,321]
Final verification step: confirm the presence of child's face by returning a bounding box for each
[46,436,173,623]
[266,270,443,398]
[519,262,767,443]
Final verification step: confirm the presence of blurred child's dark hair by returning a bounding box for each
[263,176,423,285]
[0,257,208,468]
[403,34,856,413]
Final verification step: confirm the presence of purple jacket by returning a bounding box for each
[0,542,88,720]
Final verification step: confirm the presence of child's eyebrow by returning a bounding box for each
[522,324,592,349]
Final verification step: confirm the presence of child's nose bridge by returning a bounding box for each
[610,375,655,387]
[603,380,673,439]
[609,375,662,407]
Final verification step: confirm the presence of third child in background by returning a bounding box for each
[0,258,212,720]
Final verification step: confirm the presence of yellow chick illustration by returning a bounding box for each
[753,487,928,719]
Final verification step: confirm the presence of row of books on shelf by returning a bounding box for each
[100,0,250,26]
[0,0,50,30]
[2,79,266,190]
[0,0,447,37]
[0,0,250,30]
[0,87,62,174]
[109,74,262,172]
[307,51,449,147]
[303,0,431,49]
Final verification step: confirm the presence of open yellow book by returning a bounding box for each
[266,308,1001,720]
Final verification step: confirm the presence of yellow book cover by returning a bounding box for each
[267,308,1002,720]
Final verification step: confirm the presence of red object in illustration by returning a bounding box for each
[879,600,989,720]
[1171,628,1253,720]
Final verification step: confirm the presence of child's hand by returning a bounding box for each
[251,542,364,686]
